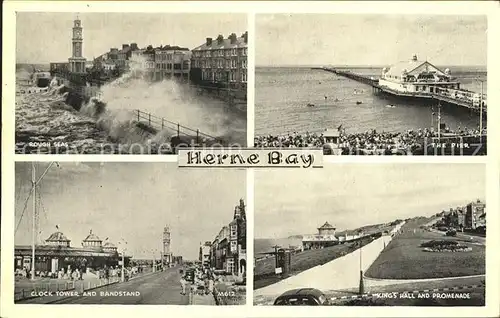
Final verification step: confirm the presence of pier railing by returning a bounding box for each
[134,109,222,144]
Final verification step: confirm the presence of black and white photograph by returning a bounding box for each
[254,164,486,306]
[15,12,248,154]
[254,14,487,155]
[14,162,246,305]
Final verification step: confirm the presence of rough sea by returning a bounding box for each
[15,66,247,154]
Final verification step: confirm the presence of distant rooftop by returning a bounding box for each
[192,32,248,51]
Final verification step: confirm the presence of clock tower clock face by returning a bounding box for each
[74,29,82,38]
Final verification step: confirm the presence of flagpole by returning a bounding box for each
[30,162,57,280]
[31,163,36,280]
[431,107,434,130]
[479,79,484,144]
[437,102,441,141]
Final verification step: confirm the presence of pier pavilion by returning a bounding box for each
[379,54,460,94]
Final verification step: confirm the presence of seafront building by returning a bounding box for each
[302,222,339,250]
[154,46,191,82]
[208,199,246,277]
[51,16,246,92]
[199,241,211,267]
[464,199,486,230]
[302,222,372,250]
[130,45,192,82]
[437,199,486,231]
[14,229,130,275]
[379,54,486,107]
[190,32,248,91]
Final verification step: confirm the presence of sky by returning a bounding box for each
[255,163,485,238]
[256,14,487,67]
[14,162,245,260]
[16,12,247,64]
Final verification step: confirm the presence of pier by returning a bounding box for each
[315,67,487,113]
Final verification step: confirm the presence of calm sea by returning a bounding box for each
[255,66,487,136]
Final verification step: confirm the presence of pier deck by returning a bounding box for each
[315,67,486,113]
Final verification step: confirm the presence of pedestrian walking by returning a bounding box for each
[180,275,187,295]
[208,276,214,295]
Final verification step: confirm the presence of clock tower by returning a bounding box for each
[68,17,87,73]
[163,225,172,265]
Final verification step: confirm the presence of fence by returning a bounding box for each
[14,277,122,302]
[14,280,76,301]
[134,109,223,145]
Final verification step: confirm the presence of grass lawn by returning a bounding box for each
[254,236,377,290]
[365,218,485,279]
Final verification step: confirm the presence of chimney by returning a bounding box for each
[217,34,224,44]
[243,31,248,44]
[206,37,212,46]
[229,33,237,44]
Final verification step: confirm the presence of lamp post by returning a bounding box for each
[476,78,485,144]
[30,162,57,280]
[358,235,364,295]
[151,248,158,273]
[118,239,127,282]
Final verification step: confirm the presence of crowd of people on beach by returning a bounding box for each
[254,126,487,154]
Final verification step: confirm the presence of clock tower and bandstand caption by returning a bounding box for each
[68,17,87,73]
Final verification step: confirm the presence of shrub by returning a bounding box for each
[420,240,458,248]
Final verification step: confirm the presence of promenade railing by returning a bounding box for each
[134,109,223,144]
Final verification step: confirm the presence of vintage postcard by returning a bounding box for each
[1,1,499,318]
[254,164,486,306]
[254,14,487,156]
[15,12,248,155]
[13,162,246,305]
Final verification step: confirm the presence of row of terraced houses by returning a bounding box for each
[89,32,248,92]
[49,18,248,95]
[203,199,247,278]
[435,199,486,231]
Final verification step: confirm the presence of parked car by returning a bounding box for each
[273,288,329,306]
[446,229,457,236]
[185,268,195,283]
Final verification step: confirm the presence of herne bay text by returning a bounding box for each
[185,151,316,168]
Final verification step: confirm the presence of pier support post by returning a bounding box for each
[148,113,151,126]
